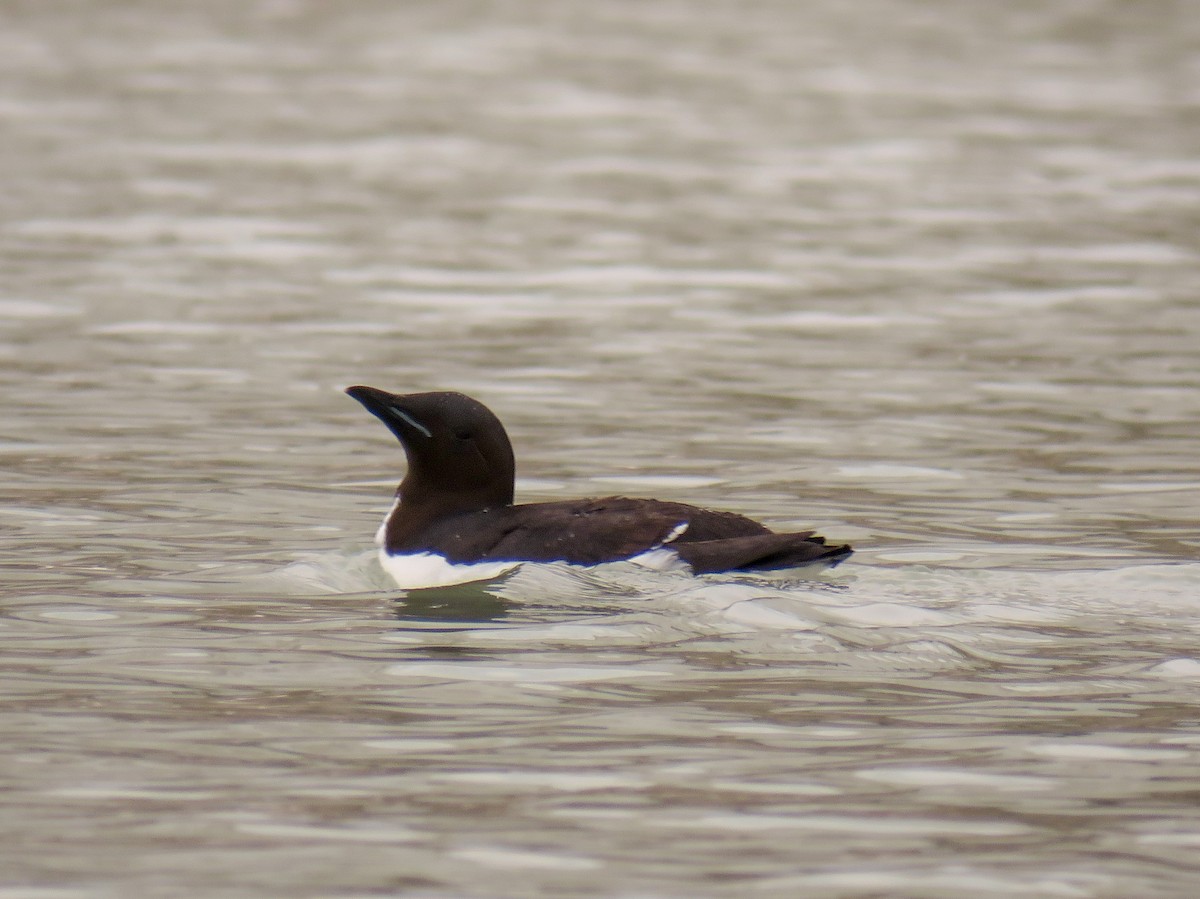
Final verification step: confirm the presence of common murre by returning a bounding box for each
[346,386,852,589]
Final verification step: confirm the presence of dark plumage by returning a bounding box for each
[346,386,851,578]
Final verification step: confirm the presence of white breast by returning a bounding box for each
[375,497,400,547]
[373,497,517,588]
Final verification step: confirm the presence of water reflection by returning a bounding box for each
[394,583,514,623]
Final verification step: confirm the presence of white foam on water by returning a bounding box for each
[447,847,600,871]
[384,661,668,683]
[836,464,966,480]
[1148,658,1200,678]
[855,767,1053,792]
[0,299,82,318]
[433,770,644,791]
[586,473,727,489]
[676,812,1033,836]
[234,822,420,843]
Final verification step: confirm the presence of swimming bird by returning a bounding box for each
[346,386,852,588]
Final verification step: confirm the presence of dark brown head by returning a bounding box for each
[345,387,516,519]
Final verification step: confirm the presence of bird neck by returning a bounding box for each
[384,479,512,552]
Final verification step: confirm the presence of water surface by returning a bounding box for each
[2,1,1199,896]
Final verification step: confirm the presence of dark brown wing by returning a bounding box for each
[475,497,736,564]
[411,496,850,572]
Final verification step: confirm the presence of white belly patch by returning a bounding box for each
[373,501,692,587]
[378,549,520,589]
[375,498,518,588]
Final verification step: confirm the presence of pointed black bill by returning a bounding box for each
[345,385,432,440]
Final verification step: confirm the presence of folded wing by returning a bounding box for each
[414,496,849,572]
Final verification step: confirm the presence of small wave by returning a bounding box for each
[252,552,1200,682]
[252,550,395,595]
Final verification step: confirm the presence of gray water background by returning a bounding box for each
[3,1,1200,896]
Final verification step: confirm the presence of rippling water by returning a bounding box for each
[3,1,1199,896]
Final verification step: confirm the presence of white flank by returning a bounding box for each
[627,522,691,571]
[628,547,690,573]
[379,549,520,589]
[373,501,693,586]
